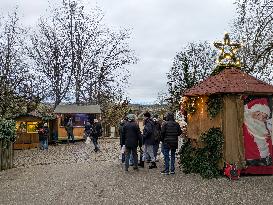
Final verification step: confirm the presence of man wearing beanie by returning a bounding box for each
[142,111,157,169]
[122,114,142,171]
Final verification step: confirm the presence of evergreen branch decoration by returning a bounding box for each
[181,97,198,114]
[0,119,16,148]
[206,95,223,118]
[179,127,224,179]
[211,64,241,76]
[211,65,227,76]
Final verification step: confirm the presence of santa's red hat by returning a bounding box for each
[247,98,270,116]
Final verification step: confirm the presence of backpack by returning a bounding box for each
[153,122,161,141]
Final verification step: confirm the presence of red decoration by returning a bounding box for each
[224,162,240,180]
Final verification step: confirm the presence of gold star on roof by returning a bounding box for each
[214,33,241,68]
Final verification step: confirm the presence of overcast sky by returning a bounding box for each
[1,0,236,104]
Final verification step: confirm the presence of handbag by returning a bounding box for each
[85,136,91,144]
[121,145,126,154]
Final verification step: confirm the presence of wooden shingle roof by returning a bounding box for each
[183,68,273,96]
[54,104,101,114]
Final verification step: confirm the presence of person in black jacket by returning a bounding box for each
[119,117,128,163]
[122,114,142,171]
[161,112,182,175]
[142,111,157,169]
[65,118,74,143]
[84,121,92,140]
[38,123,50,150]
[153,115,161,161]
[92,119,103,152]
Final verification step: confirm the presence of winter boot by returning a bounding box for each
[148,162,157,169]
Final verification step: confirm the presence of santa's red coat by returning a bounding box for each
[242,123,273,174]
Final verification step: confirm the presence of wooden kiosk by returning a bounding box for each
[181,34,273,176]
[54,104,101,140]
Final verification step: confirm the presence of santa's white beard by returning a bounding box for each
[244,112,270,158]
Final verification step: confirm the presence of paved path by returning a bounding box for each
[0,140,273,205]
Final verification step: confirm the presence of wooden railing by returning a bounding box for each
[0,140,13,171]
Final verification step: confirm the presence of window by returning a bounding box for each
[16,122,27,133]
[60,114,96,127]
[16,121,40,133]
[27,122,38,133]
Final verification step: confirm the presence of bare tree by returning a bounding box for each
[56,1,136,104]
[0,11,40,117]
[83,28,136,105]
[44,1,137,106]
[28,17,72,108]
[232,0,273,82]
[166,42,217,111]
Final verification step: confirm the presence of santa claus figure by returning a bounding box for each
[243,97,273,168]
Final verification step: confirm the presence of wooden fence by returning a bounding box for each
[0,140,13,171]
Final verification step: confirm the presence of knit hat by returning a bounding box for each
[165,112,175,121]
[143,111,151,118]
[153,114,159,118]
[127,114,136,121]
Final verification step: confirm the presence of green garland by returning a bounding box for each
[182,97,198,114]
[179,127,224,179]
[206,95,223,118]
[0,119,16,148]
[211,65,225,76]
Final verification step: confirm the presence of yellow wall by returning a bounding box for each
[57,118,84,140]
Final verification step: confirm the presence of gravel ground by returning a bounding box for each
[1,139,273,205]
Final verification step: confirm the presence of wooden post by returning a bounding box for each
[0,140,13,171]
[6,141,10,169]
[12,142,14,169]
[1,141,7,170]
[8,141,13,169]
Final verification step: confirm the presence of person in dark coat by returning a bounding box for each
[119,117,128,147]
[65,118,74,143]
[38,123,50,150]
[142,111,157,169]
[84,121,92,140]
[153,115,161,161]
[119,117,128,163]
[161,112,182,175]
[122,114,142,171]
[92,118,103,152]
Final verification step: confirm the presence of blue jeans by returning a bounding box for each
[142,144,155,162]
[125,147,138,169]
[67,132,74,142]
[93,137,99,151]
[121,147,133,164]
[40,138,48,150]
[163,143,176,172]
[129,151,134,165]
[153,143,160,160]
